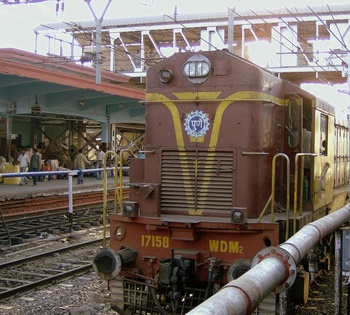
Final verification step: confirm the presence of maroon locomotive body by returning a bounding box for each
[93,50,348,314]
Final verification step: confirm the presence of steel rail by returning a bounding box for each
[0,264,92,301]
[0,238,104,269]
[0,238,107,301]
[186,204,350,315]
[0,209,102,242]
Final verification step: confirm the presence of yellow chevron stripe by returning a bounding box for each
[147,91,284,215]
[147,93,185,147]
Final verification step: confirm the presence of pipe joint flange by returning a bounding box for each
[251,246,297,293]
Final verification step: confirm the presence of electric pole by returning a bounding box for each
[85,0,112,85]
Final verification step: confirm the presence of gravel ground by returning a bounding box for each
[294,267,348,315]
[0,228,118,315]
[0,271,116,315]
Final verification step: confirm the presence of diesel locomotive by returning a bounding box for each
[93,50,349,314]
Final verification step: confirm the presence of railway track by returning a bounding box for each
[0,188,128,245]
[0,237,105,302]
[0,188,129,217]
[0,206,109,245]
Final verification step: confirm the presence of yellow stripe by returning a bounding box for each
[147,93,194,209]
[147,91,284,215]
[210,91,284,148]
[173,91,222,100]
[147,93,185,147]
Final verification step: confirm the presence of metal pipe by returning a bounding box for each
[281,205,350,261]
[119,150,125,205]
[68,172,74,233]
[271,153,290,239]
[187,255,288,315]
[258,194,272,222]
[186,204,350,315]
[102,161,108,247]
[113,157,121,213]
[0,167,128,179]
[293,153,318,234]
[102,150,119,247]
[119,148,135,203]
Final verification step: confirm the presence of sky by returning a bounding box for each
[0,0,350,105]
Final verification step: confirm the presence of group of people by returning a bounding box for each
[17,148,41,186]
[74,147,105,184]
[16,146,107,186]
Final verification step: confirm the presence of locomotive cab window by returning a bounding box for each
[320,114,328,156]
[287,98,300,147]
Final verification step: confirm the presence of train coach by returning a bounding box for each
[93,49,349,314]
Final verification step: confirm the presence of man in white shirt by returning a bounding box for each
[17,148,29,186]
[96,148,105,179]
[74,149,91,184]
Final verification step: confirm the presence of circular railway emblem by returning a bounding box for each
[184,110,210,138]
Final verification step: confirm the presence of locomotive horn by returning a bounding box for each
[93,247,137,280]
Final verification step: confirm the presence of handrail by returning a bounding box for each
[119,148,136,204]
[258,195,272,223]
[102,150,120,247]
[293,153,318,234]
[271,153,290,240]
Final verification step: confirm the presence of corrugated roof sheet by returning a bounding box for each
[33,4,350,32]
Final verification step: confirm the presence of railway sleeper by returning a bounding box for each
[21,233,37,239]
[0,237,23,246]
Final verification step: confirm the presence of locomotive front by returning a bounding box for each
[93,50,286,314]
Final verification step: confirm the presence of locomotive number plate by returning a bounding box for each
[141,235,169,248]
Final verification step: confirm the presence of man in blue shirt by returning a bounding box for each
[30,149,41,186]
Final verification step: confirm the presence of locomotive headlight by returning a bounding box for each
[122,201,139,217]
[232,210,244,223]
[231,207,247,225]
[183,54,211,84]
[159,69,173,83]
[123,204,134,216]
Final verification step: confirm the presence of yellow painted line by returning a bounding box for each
[173,91,222,100]
[147,91,284,215]
[147,93,185,147]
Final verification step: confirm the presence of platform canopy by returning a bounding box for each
[0,48,145,124]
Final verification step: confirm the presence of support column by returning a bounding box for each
[227,0,240,53]
[68,120,73,147]
[0,114,11,160]
[31,118,38,149]
[101,122,108,152]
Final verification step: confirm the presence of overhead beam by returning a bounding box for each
[34,4,350,85]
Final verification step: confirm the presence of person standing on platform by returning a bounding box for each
[96,147,105,179]
[74,148,91,184]
[40,160,52,181]
[17,148,29,186]
[29,149,41,186]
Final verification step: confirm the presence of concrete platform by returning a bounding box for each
[0,175,129,201]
